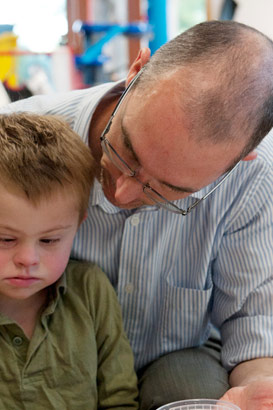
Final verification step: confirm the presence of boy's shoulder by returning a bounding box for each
[64,259,114,295]
[62,260,119,320]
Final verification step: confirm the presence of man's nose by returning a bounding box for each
[13,243,39,268]
[115,173,143,204]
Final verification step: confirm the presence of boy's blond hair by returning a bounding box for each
[0,112,95,219]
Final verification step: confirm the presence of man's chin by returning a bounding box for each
[104,191,143,209]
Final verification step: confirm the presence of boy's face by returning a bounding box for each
[0,183,80,302]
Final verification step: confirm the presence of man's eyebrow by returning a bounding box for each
[121,121,198,194]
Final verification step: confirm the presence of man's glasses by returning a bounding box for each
[100,70,239,215]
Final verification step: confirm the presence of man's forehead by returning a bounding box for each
[120,119,199,194]
[122,100,244,192]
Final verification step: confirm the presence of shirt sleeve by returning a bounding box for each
[211,164,273,371]
[89,266,139,410]
[0,93,58,114]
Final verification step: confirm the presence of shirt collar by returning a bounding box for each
[41,272,67,317]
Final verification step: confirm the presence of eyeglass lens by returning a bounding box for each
[102,137,188,213]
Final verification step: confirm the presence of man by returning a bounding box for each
[3,20,273,410]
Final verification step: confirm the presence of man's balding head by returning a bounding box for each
[137,21,273,159]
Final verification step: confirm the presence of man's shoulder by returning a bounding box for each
[239,129,273,187]
[256,129,273,168]
[0,80,122,116]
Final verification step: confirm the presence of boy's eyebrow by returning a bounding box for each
[120,121,198,194]
[40,225,74,234]
[0,224,73,234]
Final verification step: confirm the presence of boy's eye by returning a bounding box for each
[0,238,16,248]
[40,238,60,245]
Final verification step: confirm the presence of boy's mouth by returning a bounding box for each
[5,276,39,287]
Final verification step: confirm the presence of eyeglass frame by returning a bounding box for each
[100,69,240,215]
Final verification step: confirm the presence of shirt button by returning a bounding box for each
[131,215,140,226]
[13,336,23,347]
[125,283,134,293]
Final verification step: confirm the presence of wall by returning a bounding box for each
[233,0,273,40]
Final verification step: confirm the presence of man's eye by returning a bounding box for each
[121,136,139,165]
[122,151,140,172]
[40,238,60,245]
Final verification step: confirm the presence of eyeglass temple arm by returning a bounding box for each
[112,69,143,117]
[102,69,143,138]
[102,118,113,137]
[186,162,241,214]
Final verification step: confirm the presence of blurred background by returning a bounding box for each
[0,0,272,105]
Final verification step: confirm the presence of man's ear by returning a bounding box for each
[79,211,88,227]
[126,47,151,87]
[242,150,257,161]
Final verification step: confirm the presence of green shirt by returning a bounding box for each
[0,260,139,409]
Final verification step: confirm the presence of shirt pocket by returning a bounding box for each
[161,281,213,350]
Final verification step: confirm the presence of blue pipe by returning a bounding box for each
[147,0,167,55]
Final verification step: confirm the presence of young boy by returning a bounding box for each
[0,113,138,409]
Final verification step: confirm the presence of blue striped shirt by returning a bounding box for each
[4,82,273,371]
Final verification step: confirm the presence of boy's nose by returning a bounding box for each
[13,243,39,268]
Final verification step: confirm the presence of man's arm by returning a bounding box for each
[220,358,273,409]
[229,357,273,385]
